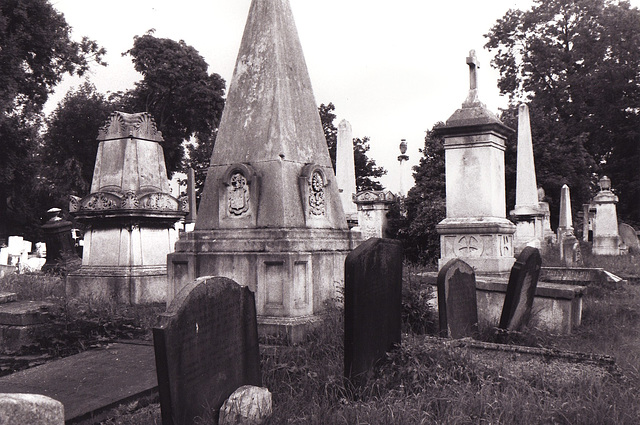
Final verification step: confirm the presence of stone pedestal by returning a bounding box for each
[353,191,395,240]
[41,209,80,274]
[435,50,515,276]
[591,176,621,255]
[68,112,187,304]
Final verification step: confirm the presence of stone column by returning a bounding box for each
[353,190,396,239]
[511,104,545,254]
[435,50,516,276]
[336,119,358,223]
[591,176,621,255]
[397,139,410,198]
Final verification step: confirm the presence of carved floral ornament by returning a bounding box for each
[97,111,163,142]
[69,191,188,214]
[353,190,396,205]
[309,170,326,216]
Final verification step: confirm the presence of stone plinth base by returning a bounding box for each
[511,213,545,255]
[476,279,585,334]
[66,265,167,304]
[593,235,621,256]
[437,217,516,276]
[168,228,359,342]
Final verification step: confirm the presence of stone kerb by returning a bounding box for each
[437,259,478,339]
[499,247,542,331]
[344,238,403,387]
[0,393,64,425]
[153,276,261,425]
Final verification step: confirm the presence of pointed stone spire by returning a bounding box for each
[195,0,346,230]
[514,104,540,213]
[558,184,574,237]
[336,119,357,219]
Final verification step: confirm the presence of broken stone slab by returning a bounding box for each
[0,300,54,326]
[218,385,272,425]
[0,393,64,425]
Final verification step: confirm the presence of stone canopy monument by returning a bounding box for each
[435,50,516,276]
[67,112,187,304]
[168,0,358,342]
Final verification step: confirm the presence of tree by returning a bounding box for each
[399,123,446,264]
[318,103,386,191]
[0,0,105,239]
[41,83,117,209]
[123,31,226,176]
[485,0,640,226]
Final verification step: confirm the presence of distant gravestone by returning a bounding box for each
[619,223,640,254]
[153,276,261,425]
[499,246,542,331]
[437,259,478,338]
[344,238,403,386]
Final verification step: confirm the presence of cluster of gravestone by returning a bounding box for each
[1,0,638,423]
[438,247,542,339]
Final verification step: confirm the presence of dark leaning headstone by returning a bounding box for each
[153,276,261,425]
[437,258,478,338]
[344,238,403,387]
[499,246,542,331]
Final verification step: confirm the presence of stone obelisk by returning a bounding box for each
[336,119,358,222]
[435,50,516,276]
[511,104,545,253]
[168,0,358,342]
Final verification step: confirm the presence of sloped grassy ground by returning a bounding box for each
[1,252,639,424]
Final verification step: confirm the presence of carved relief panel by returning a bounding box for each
[299,164,330,227]
[219,163,259,228]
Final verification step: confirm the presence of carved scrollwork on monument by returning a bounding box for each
[179,196,190,213]
[308,171,326,216]
[82,192,120,211]
[121,191,139,209]
[501,235,512,257]
[228,172,250,216]
[97,111,163,142]
[138,193,179,210]
[69,195,81,213]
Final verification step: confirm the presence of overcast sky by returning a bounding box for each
[47,0,639,192]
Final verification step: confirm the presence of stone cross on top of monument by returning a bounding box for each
[464,49,481,106]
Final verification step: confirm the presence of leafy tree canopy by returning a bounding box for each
[485,0,640,226]
[123,31,226,175]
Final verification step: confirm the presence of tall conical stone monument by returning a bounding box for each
[511,104,546,253]
[168,0,358,342]
[435,50,516,276]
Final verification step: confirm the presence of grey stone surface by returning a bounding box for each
[437,259,478,338]
[344,238,403,386]
[154,276,261,425]
[0,393,64,425]
[0,300,53,326]
[0,292,17,304]
[0,343,156,422]
[499,247,542,331]
[218,385,272,425]
[619,223,639,254]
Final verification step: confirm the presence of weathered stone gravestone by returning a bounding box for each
[499,246,542,331]
[344,238,403,386]
[437,259,478,338]
[153,276,261,425]
[619,223,640,254]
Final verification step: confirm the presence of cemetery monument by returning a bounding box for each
[590,176,622,255]
[67,112,188,304]
[437,258,478,338]
[435,50,516,275]
[336,119,358,223]
[167,0,358,342]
